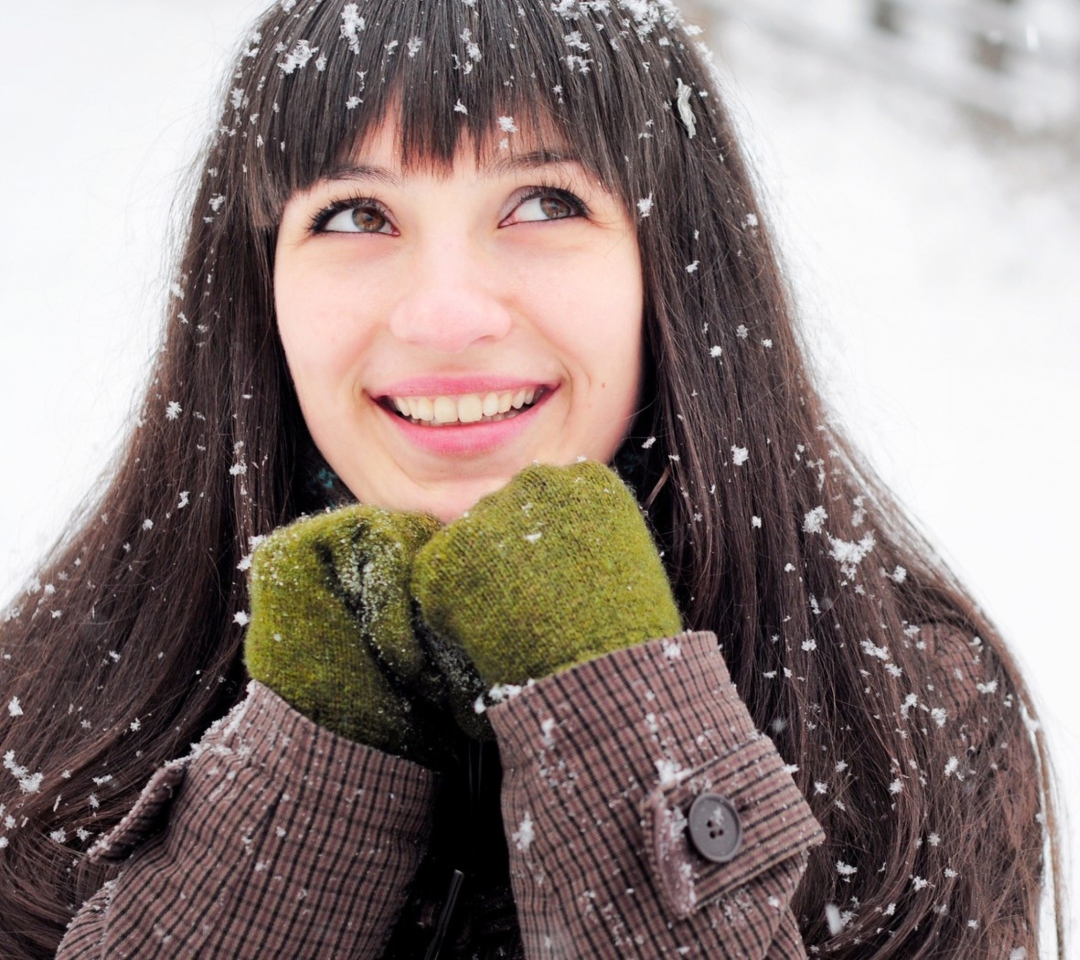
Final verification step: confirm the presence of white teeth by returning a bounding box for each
[458,394,484,423]
[433,397,457,424]
[388,388,543,425]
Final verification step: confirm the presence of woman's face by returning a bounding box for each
[274,120,644,522]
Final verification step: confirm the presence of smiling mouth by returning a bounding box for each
[384,387,546,426]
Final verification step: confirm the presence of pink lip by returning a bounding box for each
[374,375,553,398]
[380,385,556,456]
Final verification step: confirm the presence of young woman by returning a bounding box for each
[0,0,1060,957]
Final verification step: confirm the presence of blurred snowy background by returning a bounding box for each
[1,0,1077,952]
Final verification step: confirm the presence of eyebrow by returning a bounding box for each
[322,149,597,185]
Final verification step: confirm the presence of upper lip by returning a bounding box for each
[374,375,554,399]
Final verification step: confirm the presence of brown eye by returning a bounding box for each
[512,190,585,224]
[539,196,573,219]
[352,206,389,232]
[317,201,394,234]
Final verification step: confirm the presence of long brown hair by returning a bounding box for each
[0,0,1061,956]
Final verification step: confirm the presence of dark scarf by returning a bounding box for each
[383,738,525,959]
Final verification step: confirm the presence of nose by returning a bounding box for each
[386,237,513,353]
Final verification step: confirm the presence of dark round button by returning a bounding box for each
[687,793,742,863]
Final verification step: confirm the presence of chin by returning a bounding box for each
[350,474,516,524]
[421,476,513,523]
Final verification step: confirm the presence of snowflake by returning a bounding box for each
[278,39,319,75]
[828,532,876,578]
[731,446,749,466]
[860,639,890,661]
[341,5,365,54]
[3,751,43,793]
[512,812,535,851]
[802,506,828,534]
[461,28,482,61]
[637,195,654,218]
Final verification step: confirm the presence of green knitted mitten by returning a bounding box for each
[245,506,481,766]
[412,461,683,690]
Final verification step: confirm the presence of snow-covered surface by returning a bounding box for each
[0,2,1076,952]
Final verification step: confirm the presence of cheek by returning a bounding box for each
[275,268,373,397]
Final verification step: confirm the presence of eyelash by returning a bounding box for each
[308,195,393,234]
[306,182,591,235]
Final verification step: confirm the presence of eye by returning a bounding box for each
[312,199,396,235]
[507,187,588,225]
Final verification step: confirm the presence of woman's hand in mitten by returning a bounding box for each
[244,506,480,767]
[411,461,683,690]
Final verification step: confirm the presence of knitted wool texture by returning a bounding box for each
[412,461,683,688]
[244,506,454,765]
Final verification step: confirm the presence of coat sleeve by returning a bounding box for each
[488,631,825,959]
[56,681,438,960]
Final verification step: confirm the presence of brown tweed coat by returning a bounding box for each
[52,632,832,957]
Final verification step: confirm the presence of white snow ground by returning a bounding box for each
[1,2,1077,953]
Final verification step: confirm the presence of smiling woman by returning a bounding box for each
[0,0,1061,958]
[274,121,643,521]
